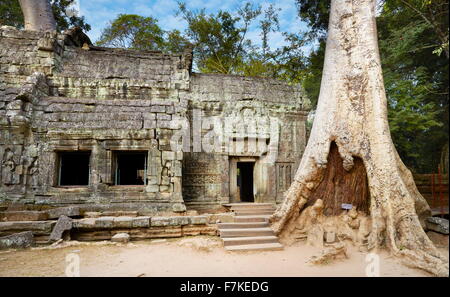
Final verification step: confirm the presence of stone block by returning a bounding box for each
[102,211,138,217]
[49,215,72,242]
[113,217,133,228]
[111,232,130,243]
[172,203,186,213]
[0,221,55,234]
[131,216,150,228]
[150,105,165,113]
[324,231,336,243]
[84,212,101,218]
[146,185,159,193]
[95,217,114,229]
[73,218,96,229]
[426,217,449,235]
[189,216,208,225]
[207,213,234,224]
[0,211,48,222]
[157,113,171,121]
[47,206,80,219]
[150,216,189,227]
[162,151,176,160]
[0,231,34,249]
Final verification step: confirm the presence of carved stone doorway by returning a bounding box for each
[229,157,257,203]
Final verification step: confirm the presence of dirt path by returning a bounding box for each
[0,236,444,277]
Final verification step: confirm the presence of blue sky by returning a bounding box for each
[75,0,309,50]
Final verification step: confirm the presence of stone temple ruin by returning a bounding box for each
[0,26,310,215]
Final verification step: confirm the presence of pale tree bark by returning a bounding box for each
[19,0,56,31]
[271,0,449,276]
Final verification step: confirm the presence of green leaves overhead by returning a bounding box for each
[96,14,166,51]
[0,0,90,32]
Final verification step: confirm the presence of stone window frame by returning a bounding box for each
[106,147,151,190]
[111,150,149,187]
[53,149,93,189]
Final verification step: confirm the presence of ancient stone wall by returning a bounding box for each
[181,73,310,207]
[0,26,190,213]
[1,26,310,212]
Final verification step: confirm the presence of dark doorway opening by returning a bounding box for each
[237,162,254,202]
[114,151,147,185]
[58,151,91,186]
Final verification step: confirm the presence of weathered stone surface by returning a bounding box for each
[49,215,72,242]
[129,226,182,239]
[113,217,133,228]
[0,211,48,222]
[47,207,80,219]
[73,218,96,229]
[111,232,130,243]
[182,225,217,236]
[0,221,56,234]
[325,231,336,243]
[189,215,208,225]
[103,211,138,217]
[150,216,190,227]
[426,217,449,235]
[172,203,186,213]
[307,224,324,248]
[131,216,150,228]
[84,212,101,218]
[95,216,114,229]
[207,213,234,224]
[0,231,34,249]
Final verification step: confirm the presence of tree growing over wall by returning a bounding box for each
[271,0,448,276]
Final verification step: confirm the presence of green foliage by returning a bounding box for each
[378,1,449,172]
[0,0,91,32]
[96,14,190,53]
[0,0,23,28]
[96,14,165,50]
[177,2,261,74]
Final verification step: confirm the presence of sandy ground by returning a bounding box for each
[1,236,447,277]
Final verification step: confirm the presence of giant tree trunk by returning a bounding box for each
[271,0,448,276]
[19,0,56,31]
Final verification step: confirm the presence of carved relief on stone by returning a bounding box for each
[276,162,293,193]
[161,160,174,189]
[1,148,20,185]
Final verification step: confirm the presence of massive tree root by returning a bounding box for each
[270,0,449,277]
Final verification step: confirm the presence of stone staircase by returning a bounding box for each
[218,203,283,251]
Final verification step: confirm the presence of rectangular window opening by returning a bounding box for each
[114,151,147,185]
[58,151,91,186]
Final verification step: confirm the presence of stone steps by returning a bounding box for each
[225,242,283,252]
[222,235,279,246]
[233,215,271,223]
[220,227,274,238]
[218,203,283,252]
[217,222,269,229]
[234,210,274,216]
